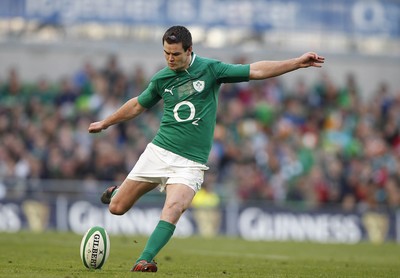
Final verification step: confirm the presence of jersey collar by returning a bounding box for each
[189,53,196,68]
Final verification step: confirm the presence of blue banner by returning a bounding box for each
[0,198,398,244]
[0,0,399,37]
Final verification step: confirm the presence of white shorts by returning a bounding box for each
[127,143,209,193]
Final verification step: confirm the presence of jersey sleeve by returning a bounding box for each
[212,62,250,83]
[137,81,162,108]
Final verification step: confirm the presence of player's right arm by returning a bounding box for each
[88,97,146,133]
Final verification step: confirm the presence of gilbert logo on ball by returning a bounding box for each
[80,226,110,269]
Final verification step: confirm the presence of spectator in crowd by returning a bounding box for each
[192,171,221,237]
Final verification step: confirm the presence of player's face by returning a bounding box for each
[163,42,192,71]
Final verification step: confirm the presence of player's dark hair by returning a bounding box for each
[162,26,192,51]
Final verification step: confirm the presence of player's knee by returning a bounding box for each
[162,202,187,223]
[173,200,186,211]
[109,202,128,215]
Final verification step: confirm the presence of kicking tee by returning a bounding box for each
[138,54,250,164]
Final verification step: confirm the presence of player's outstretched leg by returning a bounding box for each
[100,185,119,204]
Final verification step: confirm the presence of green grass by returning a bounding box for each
[0,231,399,278]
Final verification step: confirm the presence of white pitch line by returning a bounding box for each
[185,249,289,260]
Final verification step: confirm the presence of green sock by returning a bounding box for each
[136,220,176,263]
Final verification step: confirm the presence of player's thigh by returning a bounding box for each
[111,178,158,207]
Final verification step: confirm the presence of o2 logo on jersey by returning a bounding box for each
[173,101,201,125]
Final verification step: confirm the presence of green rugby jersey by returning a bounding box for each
[138,54,250,164]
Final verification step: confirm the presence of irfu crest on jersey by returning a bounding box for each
[193,80,205,93]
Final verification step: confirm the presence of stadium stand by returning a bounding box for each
[1,58,399,212]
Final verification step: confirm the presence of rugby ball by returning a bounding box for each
[80,226,110,269]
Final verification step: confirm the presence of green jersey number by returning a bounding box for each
[173,101,200,126]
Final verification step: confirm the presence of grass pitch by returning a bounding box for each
[0,231,399,278]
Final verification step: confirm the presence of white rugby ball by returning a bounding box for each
[80,226,110,269]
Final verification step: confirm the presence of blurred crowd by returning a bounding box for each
[1,54,400,212]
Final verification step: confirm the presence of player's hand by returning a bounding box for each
[299,52,325,68]
[88,121,106,133]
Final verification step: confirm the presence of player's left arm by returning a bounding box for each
[249,52,325,80]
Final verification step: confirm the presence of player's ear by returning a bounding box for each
[187,46,192,56]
